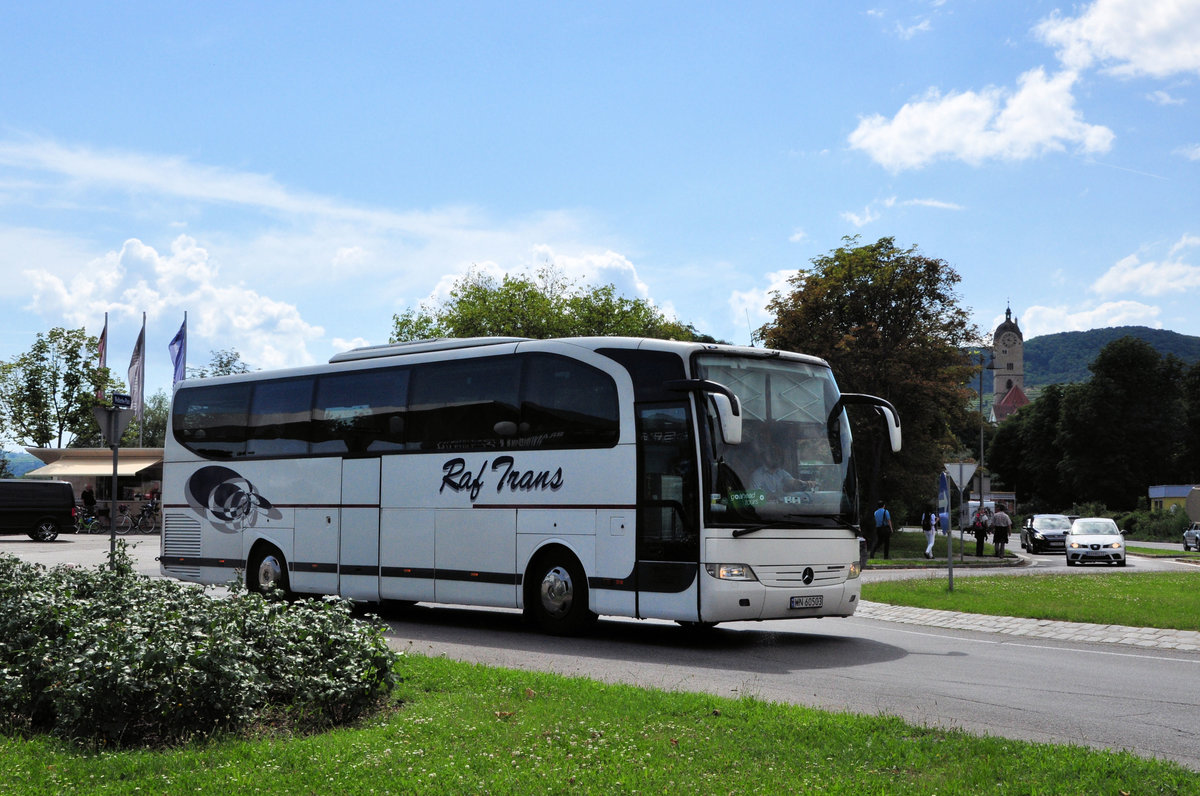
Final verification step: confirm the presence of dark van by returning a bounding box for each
[0,479,75,541]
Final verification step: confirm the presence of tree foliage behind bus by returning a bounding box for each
[390,266,717,343]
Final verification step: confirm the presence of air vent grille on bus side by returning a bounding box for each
[162,513,202,558]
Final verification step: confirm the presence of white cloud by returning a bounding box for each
[1171,234,1200,256]
[1148,89,1186,106]
[848,68,1114,171]
[896,18,932,40]
[730,269,797,341]
[897,197,964,211]
[1091,236,1200,297]
[1036,0,1200,78]
[1176,143,1200,161]
[841,205,880,227]
[1020,301,1163,337]
[788,228,807,244]
[25,235,324,370]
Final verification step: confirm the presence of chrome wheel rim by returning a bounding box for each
[539,565,574,618]
[256,554,285,591]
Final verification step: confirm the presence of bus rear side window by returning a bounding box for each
[174,383,251,458]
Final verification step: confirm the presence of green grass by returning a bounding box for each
[2,654,1196,794]
[863,571,1200,630]
[1128,544,1200,558]
[869,528,1009,566]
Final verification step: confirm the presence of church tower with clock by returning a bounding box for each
[993,306,1024,395]
[990,305,1029,422]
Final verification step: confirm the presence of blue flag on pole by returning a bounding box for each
[169,315,187,384]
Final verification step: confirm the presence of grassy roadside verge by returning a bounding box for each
[862,571,1200,631]
[3,653,1196,794]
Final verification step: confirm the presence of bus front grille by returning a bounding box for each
[754,564,847,588]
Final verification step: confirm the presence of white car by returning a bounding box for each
[1065,517,1126,567]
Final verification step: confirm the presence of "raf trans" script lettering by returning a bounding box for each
[440,456,564,501]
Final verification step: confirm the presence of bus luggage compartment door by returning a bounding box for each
[339,457,381,602]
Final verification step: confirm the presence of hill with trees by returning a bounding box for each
[1024,326,1200,387]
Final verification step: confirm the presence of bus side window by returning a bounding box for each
[245,378,315,457]
[520,355,619,449]
[408,358,520,451]
[313,368,410,455]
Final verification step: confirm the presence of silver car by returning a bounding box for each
[1184,523,1200,552]
[1065,517,1126,567]
[1020,513,1072,554]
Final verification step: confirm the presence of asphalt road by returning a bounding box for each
[8,532,1200,771]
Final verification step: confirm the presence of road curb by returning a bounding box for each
[856,600,1200,651]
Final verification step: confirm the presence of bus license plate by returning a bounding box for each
[791,595,823,609]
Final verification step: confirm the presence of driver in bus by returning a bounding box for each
[751,441,812,499]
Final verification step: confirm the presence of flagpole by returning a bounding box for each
[139,312,145,446]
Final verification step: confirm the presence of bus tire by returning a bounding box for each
[525,550,596,636]
[247,545,291,599]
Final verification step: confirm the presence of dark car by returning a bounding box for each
[1020,513,1072,554]
[0,479,75,541]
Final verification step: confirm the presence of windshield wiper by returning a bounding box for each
[732,515,853,537]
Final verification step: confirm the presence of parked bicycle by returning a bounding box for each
[134,498,160,534]
[115,501,159,535]
[74,507,103,534]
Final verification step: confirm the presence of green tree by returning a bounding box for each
[758,236,978,523]
[0,327,116,448]
[989,337,1188,513]
[188,349,251,379]
[1056,338,1184,510]
[988,383,1073,511]
[391,266,714,342]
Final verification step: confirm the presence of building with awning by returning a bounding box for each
[23,447,163,503]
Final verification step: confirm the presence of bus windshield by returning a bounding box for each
[694,354,855,526]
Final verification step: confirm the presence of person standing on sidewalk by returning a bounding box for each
[871,500,894,559]
[921,503,937,559]
[972,507,990,557]
[992,503,1012,558]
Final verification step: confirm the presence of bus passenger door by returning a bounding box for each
[340,457,381,602]
[635,403,701,621]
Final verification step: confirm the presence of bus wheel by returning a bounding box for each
[29,519,59,542]
[248,546,291,599]
[527,553,595,636]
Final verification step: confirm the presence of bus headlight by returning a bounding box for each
[705,563,758,581]
[848,560,862,579]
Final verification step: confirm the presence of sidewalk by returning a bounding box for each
[856,600,1200,652]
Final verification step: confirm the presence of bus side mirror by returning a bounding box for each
[710,393,742,445]
[877,405,902,453]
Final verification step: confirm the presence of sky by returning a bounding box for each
[1,0,1198,412]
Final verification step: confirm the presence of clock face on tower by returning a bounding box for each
[1000,332,1018,347]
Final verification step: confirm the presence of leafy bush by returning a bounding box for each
[0,547,398,748]
[1116,506,1190,540]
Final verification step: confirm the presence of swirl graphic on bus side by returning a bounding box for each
[185,466,282,533]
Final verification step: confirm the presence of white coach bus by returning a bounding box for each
[161,337,900,634]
